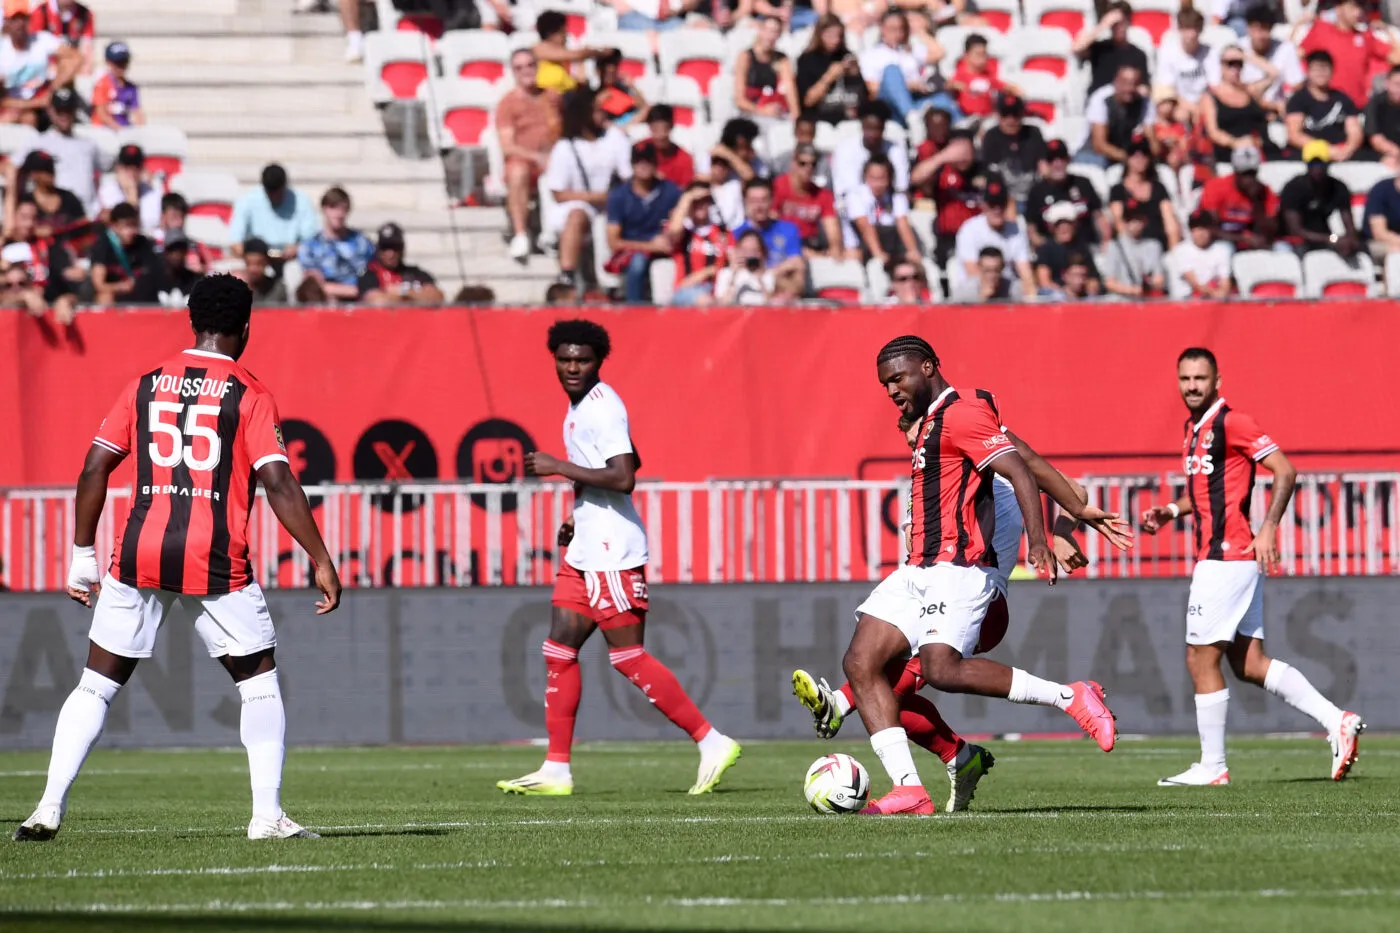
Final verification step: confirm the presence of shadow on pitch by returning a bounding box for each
[979,804,1154,815]
[0,916,753,933]
[318,828,453,838]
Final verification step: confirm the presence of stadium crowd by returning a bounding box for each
[456,0,1400,303]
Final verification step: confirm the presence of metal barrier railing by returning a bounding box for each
[3,473,1397,591]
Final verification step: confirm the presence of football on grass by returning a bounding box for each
[804,753,870,814]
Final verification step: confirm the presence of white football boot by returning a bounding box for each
[1330,711,1365,781]
[1158,763,1230,786]
[12,804,63,842]
[945,743,996,812]
[247,813,320,839]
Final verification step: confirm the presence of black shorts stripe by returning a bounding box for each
[206,378,246,594]
[1205,405,1230,561]
[157,367,206,591]
[118,367,161,587]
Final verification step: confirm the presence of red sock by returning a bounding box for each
[899,693,963,763]
[609,646,711,740]
[838,656,925,713]
[542,640,581,763]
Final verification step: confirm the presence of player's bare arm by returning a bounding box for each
[525,450,637,494]
[987,450,1055,584]
[1244,448,1296,574]
[66,444,126,607]
[258,460,341,614]
[1140,495,1192,534]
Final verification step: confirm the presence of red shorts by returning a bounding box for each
[552,562,649,629]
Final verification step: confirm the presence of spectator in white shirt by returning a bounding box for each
[714,229,777,305]
[97,143,161,234]
[1169,209,1233,298]
[544,88,628,289]
[831,100,910,206]
[843,155,919,264]
[1206,6,1302,114]
[859,10,958,123]
[0,2,78,126]
[953,177,1034,297]
[7,86,101,219]
[1154,7,1213,119]
[1081,65,1154,167]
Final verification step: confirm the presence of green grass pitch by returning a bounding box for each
[2,737,1399,932]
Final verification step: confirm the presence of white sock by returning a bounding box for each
[1263,660,1344,734]
[39,669,121,810]
[1195,689,1229,771]
[1006,668,1073,711]
[237,670,286,822]
[538,759,572,781]
[831,687,853,716]
[696,727,730,757]
[346,29,363,45]
[870,726,922,788]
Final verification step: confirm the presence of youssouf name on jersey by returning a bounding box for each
[150,373,233,399]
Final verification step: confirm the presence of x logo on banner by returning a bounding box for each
[373,440,416,480]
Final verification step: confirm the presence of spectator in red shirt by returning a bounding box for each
[916,107,954,163]
[639,105,693,188]
[911,132,982,266]
[947,33,1019,119]
[1298,0,1400,109]
[772,143,840,258]
[29,0,92,75]
[666,182,731,307]
[1197,143,1281,251]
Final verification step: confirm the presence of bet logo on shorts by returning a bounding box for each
[457,418,537,513]
[919,602,947,618]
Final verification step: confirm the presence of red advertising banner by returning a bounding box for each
[3,301,1398,491]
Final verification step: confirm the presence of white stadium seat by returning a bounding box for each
[438,29,512,84]
[658,75,705,127]
[1232,250,1302,298]
[169,171,241,223]
[1003,27,1074,78]
[809,257,868,302]
[1258,161,1304,195]
[1024,0,1095,38]
[185,214,232,255]
[118,124,189,177]
[1331,162,1395,209]
[0,122,36,158]
[1303,250,1374,298]
[364,30,434,104]
[1386,251,1400,297]
[649,258,676,304]
[658,29,728,96]
[585,30,655,80]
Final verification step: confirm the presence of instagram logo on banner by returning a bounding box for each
[473,438,524,483]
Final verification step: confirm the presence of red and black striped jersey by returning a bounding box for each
[908,387,1017,568]
[93,348,288,595]
[1182,397,1278,562]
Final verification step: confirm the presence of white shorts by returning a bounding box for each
[855,563,998,658]
[89,574,277,659]
[1185,560,1263,646]
[545,199,598,235]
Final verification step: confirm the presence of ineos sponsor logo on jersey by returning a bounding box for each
[983,433,1008,449]
[150,373,231,399]
[1185,454,1215,475]
[912,448,926,469]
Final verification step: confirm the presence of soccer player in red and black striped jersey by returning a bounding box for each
[1141,348,1364,787]
[842,336,1119,815]
[13,274,342,843]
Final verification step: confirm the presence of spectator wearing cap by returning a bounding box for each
[842,155,919,265]
[831,100,910,208]
[358,223,443,306]
[7,85,100,218]
[1034,201,1104,295]
[1154,8,1211,120]
[1025,138,1109,249]
[1170,210,1233,297]
[604,143,681,303]
[1285,50,1362,163]
[912,132,983,267]
[6,150,85,244]
[1363,66,1400,169]
[1363,168,1400,261]
[859,11,959,125]
[953,178,1034,298]
[1198,44,1273,164]
[1099,202,1166,298]
[948,33,1019,120]
[978,94,1046,213]
[1108,137,1180,250]
[88,201,155,306]
[132,228,199,307]
[29,0,94,74]
[1206,7,1301,116]
[228,163,319,261]
[236,238,290,307]
[1198,143,1281,252]
[1298,0,1400,111]
[97,144,160,234]
[0,0,78,126]
[1073,1,1151,98]
[1082,64,1155,168]
[91,40,141,129]
[1280,140,1360,259]
[497,48,562,263]
[951,246,1017,302]
[641,105,693,189]
[666,183,732,307]
[3,196,79,322]
[734,177,806,300]
[773,142,841,259]
[299,186,374,303]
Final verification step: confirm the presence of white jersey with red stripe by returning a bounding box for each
[562,381,649,571]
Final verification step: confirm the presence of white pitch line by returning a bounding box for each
[7,888,1400,915]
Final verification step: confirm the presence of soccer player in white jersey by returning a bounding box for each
[497,320,741,797]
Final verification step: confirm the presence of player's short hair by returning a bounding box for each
[876,335,939,368]
[189,273,253,337]
[548,319,611,360]
[1178,347,1218,372]
[109,202,139,225]
[160,192,188,215]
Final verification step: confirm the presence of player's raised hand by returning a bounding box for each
[313,561,342,615]
[1139,505,1175,534]
[1244,521,1281,575]
[1027,541,1057,586]
[1052,533,1088,573]
[524,451,562,478]
[1081,506,1134,551]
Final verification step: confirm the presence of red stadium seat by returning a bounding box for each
[1021,52,1069,76]
[423,79,505,150]
[1322,280,1368,297]
[1131,11,1172,44]
[1248,280,1298,298]
[659,31,726,95]
[365,32,434,104]
[169,171,240,224]
[439,30,511,84]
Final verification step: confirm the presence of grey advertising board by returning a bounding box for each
[0,579,1389,749]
